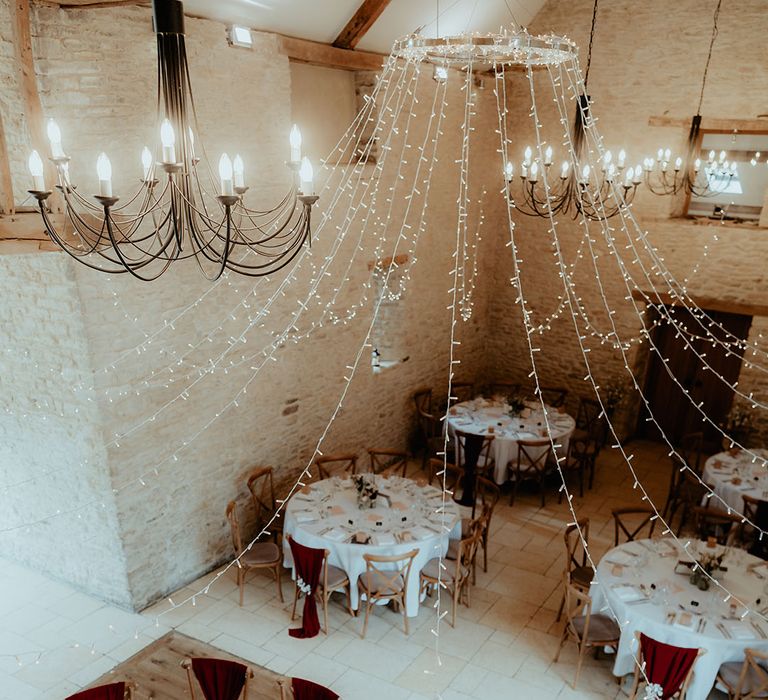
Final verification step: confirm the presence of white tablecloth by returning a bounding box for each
[446,398,575,485]
[283,475,461,617]
[702,449,768,515]
[591,538,768,700]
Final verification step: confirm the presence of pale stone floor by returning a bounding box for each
[0,440,729,700]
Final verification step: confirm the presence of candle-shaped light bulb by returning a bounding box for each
[47,119,65,158]
[544,146,553,165]
[560,161,569,179]
[141,146,153,181]
[504,160,514,181]
[663,148,671,162]
[644,157,652,171]
[634,164,642,183]
[606,163,616,181]
[218,153,233,195]
[96,152,112,197]
[694,158,701,173]
[657,148,663,161]
[28,150,45,190]
[524,146,532,165]
[618,149,626,167]
[233,154,244,188]
[299,156,314,193]
[290,124,302,162]
[719,150,726,163]
[674,156,682,171]
[160,119,176,163]
[581,164,590,181]
[529,161,539,183]
[730,161,738,173]
[625,166,634,185]
[708,149,716,162]
[603,150,613,167]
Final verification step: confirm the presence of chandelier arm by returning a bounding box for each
[230,194,302,242]
[104,212,176,280]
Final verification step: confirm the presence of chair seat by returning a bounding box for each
[446,538,459,560]
[242,542,281,566]
[718,661,768,697]
[570,613,620,642]
[421,557,458,584]
[571,565,594,588]
[323,565,349,590]
[358,570,404,595]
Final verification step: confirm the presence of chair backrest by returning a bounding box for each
[450,381,475,405]
[563,575,593,641]
[368,449,408,477]
[576,398,604,441]
[637,632,702,699]
[225,500,244,555]
[694,506,742,545]
[455,430,494,472]
[477,476,501,511]
[733,648,768,699]
[517,439,554,474]
[287,535,327,590]
[278,677,340,700]
[455,519,483,580]
[679,432,704,474]
[183,657,251,700]
[612,507,655,546]
[430,458,464,494]
[565,518,590,573]
[247,466,276,528]
[414,388,433,415]
[314,454,357,480]
[362,549,418,598]
[540,386,568,408]
[679,471,710,506]
[66,682,130,700]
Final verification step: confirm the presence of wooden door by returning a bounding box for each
[637,305,752,446]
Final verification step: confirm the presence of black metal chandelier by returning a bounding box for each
[26,0,318,281]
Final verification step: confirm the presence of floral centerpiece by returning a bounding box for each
[507,394,527,417]
[604,378,629,415]
[720,400,755,448]
[689,550,724,591]
[352,473,378,509]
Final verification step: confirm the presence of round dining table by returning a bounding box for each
[591,538,768,700]
[702,448,768,515]
[446,398,575,485]
[282,475,461,617]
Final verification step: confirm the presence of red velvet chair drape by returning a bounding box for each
[289,538,325,639]
[66,682,126,700]
[640,633,699,700]
[191,657,247,700]
[291,677,339,700]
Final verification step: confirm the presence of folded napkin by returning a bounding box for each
[325,528,348,542]
[294,511,319,523]
[612,584,645,603]
[411,525,436,539]
[723,620,754,640]
[608,550,639,566]
[329,505,345,516]
[673,612,697,631]
[373,533,395,546]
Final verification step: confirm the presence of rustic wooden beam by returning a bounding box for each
[333,0,392,50]
[631,288,768,318]
[38,0,148,6]
[12,0,56,199]
[0,107,15,215]
[649,115,768,134]
[277,34,385,72]
[0,211,62,255]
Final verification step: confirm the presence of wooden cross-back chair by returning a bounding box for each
[716,647,768,700]
[314,454,357,480]
[475,476,501,573]
[450,381,475,405]
[628,632,704,700]
[247,466,281,542]
[540,386,568,408]
[368,448,408,477]
[694,506,743,546]
[511,438,554,507]
[429,458,464,495]
[674,471,712,535]
[66,682,134,700]
[556,518,594,621]
[277,677,339,700]
[225,500,283,605]
[358,549,418,638]
[413,388,433,415]
[679,431,705,475]
[420,520,482,627]
[665,432,707,519]
[415,396,447,482]
[287,536,352,635]
[182,657,254,700]
[455,429,494,516]
[612,507,656,546]
[553,576,620,689]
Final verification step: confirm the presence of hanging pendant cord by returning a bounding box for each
[696,0,723,115]
[583,0,598,89]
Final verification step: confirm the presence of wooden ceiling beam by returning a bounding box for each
[649,115,768,134]
[278,34,385,72]
[0,108,15,215]
[333,0,392,50]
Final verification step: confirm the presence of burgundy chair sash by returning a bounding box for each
[640,633,698,700]
[191,657,247,700]
[289,538,325,639]
[66,682,126,700]
[291,677,339,700]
